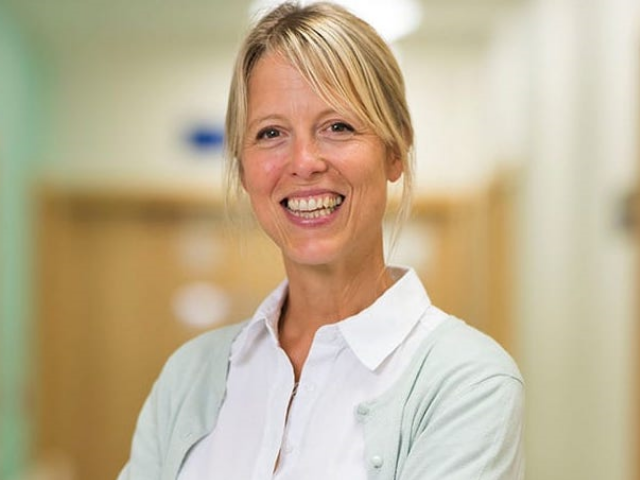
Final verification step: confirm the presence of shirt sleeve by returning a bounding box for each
[399,375,525,480]
[116,380,163,480]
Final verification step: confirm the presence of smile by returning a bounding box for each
[283,194,344,219]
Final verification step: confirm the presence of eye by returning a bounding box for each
[330,122,354,133]
[256,127,281,140]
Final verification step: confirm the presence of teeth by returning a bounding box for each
[289,207,335,219]
[286,195,343,213]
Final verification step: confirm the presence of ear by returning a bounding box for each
[386,154,403,183]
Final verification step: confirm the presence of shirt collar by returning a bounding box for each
[231,266,431,371]
[230,279,288,363]
[337,267,431,371]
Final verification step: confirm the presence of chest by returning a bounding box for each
[179,333,399,480]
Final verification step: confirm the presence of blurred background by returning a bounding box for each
[0,0,638,479]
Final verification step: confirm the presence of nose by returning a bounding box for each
[289,134,328,178]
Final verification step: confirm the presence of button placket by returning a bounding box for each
[276,325,346,477]
[267,348,297,474]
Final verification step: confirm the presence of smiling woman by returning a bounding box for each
[118,3,524,480]
[241,54,402,270]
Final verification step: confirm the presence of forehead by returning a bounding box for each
[248,53,309,97]
[246,53,341,118]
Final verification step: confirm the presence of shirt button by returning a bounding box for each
[357,404,370,416]
[371,455,384,468]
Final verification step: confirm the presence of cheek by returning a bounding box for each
[343,145,392,187]
[241,151,285,193]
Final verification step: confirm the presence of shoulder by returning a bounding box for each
[390,315,524,432]
[362,316,525,479]
[402,314,524,405]
[427,316,522,383]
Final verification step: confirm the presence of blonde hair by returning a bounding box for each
[225,1,415,234]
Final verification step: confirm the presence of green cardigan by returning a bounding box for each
[118,316,524,480]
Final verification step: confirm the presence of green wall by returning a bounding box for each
[0,5,46,479]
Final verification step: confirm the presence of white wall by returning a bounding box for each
[576,0,639,476]
[43,41,237,191]
[401,42,494,192]
[516,0,639,478]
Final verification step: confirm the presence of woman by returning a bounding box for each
[119,2,524,479]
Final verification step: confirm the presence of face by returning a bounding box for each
[241,53,403,270]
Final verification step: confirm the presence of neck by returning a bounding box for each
[284,260,392,327]
[277,254,395,379]
[278,258,393,380]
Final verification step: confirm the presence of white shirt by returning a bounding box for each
[178,267,446,480]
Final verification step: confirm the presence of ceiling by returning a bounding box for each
[4,0,524,53]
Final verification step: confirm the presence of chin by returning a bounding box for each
[281,242,344,269]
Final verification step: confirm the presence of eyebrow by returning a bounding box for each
[246,114,286,132]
